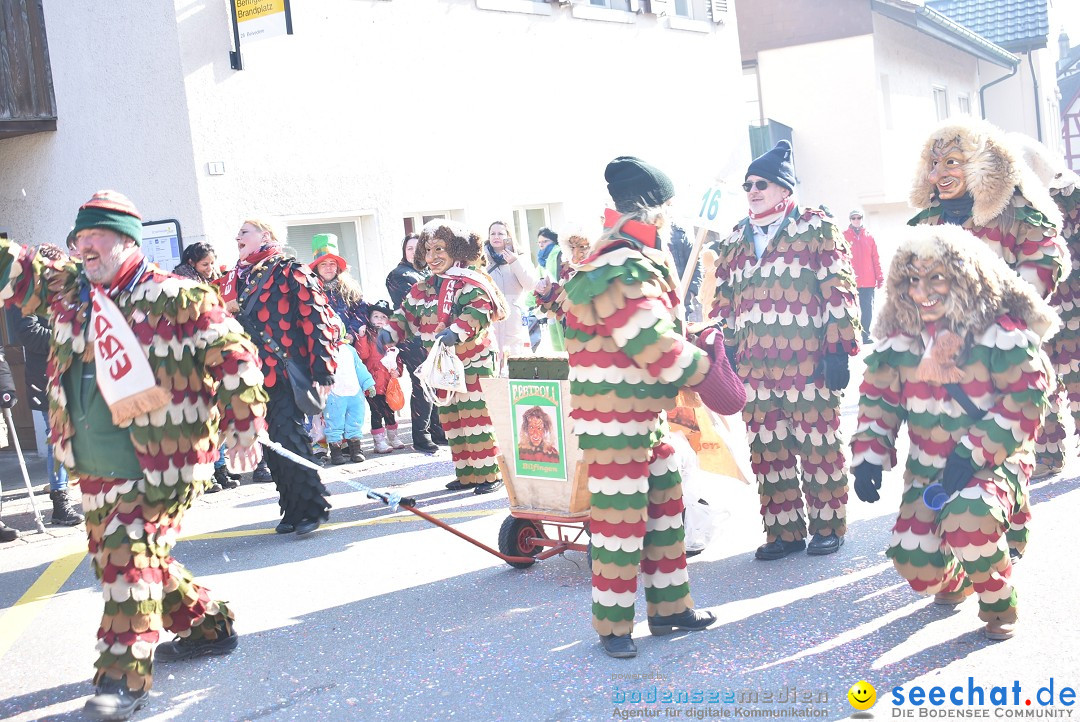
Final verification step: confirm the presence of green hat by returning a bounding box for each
[72,190,143,244]
[310,233,347,272]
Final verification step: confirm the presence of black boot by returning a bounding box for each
[49,489,85,526]
[599,634,637,659]
[0,521,18,543]
[330,442,349,465]
[251,459,273,483]
[347,438,367,463]
[83,677,148,720]
[213,466,239,490]
[156,623,238,662]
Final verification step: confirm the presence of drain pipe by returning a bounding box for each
[979,60,1019,120]
[1028,51,1043,142]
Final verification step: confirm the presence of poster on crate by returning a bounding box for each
[509,380,566,481]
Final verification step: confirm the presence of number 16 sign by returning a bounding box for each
[694,182,743,234]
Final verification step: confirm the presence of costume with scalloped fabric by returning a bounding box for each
[235,252,338,527]
[559,209,712,636]
[1049,186,1080,455]
[908,119,1068,552]
[0,233,267,693]
[708,206,860,546]
[851,226,1057,628]
[387,265,505,488]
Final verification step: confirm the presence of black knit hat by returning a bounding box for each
[605,156,675,213]
[746,140,796,192]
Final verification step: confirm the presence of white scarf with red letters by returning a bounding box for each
[90,285,170,424]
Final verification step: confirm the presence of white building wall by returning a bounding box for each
[0,2,202,252]
[868,15,984,266]
[753,16,985,272]
[756,34,880,219]
[983,48,1063,152]
[0,0,747,297]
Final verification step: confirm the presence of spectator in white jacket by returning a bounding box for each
[485,220,539,374]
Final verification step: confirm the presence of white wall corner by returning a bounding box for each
[476,0,554,15]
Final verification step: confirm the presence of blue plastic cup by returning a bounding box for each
[923,483,949,511]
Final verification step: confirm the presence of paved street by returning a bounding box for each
[1,359,1079,721]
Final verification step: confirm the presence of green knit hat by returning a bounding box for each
[73,190,143,245]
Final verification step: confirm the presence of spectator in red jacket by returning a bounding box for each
[845,209,883,344]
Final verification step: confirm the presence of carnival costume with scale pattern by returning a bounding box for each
[230,247,338,527]
[908,119,1067,555]
[0,193,268,693]
[707,205,860,546]
[385,222,507,489]
[851,225,1058,630]
[557,208,713,636]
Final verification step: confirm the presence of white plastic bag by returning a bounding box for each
[415,339,468,407]
[380,346,400,371]
[668,432,716,554]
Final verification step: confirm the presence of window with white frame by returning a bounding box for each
[286,220,363,276]
[674,0,709,17]
[933,86,949,121]
[957,94,971,115]
[590,0,631,9]
[512,205,551,265]
[402,211,456,237]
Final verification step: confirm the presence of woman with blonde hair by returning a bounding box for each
[485,220,539,373]
[220,219,338,535]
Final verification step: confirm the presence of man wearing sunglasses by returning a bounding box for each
[706,139,861,560]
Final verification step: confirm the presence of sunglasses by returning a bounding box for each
[742,180,770,192]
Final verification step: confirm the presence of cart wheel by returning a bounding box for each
[498,516,543,569]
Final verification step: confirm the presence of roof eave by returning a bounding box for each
[872,0,1019,69]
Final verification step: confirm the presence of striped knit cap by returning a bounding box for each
[73,190,143,245]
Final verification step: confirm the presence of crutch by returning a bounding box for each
[3,407,47,533]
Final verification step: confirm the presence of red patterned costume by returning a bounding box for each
[908,119,1067,556]
[229,245,338,530]
[851,225,1058,640]
[0,192,267,707]
[385,222,507,493]
[708,206,861,554]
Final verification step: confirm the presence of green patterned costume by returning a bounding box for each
[0,237,267,692]
[707,206,861,545]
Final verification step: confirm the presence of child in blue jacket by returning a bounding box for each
[325,318,376,464]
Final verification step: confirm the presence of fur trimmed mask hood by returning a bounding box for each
[876,224,1060,343]
[1007,131,1080,194]
[910,118,1062,228]
[413,220,483,272]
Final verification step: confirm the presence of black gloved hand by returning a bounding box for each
[941,451,978,497]
[376,328,393,353]
[822,352,850,391]
[853,461,883,503]
[435,327,459,346]
[0,391,15,409]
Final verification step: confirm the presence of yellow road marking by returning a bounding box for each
[0,547,87,659]
[0,508,498,657]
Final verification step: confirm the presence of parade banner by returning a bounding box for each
[509,380,567,481]
[235,0,292,44]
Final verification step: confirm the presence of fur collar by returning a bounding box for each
[910,118,1062,229]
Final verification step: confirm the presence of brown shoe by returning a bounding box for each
[984,621,1017,641]
[934,591,968,605]
[1032,461,1064,480]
